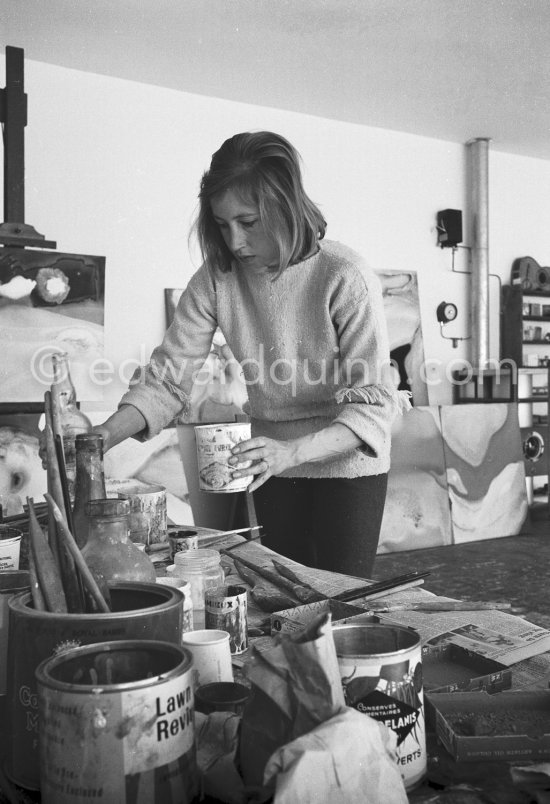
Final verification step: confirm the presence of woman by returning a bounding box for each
[95,131,409,577]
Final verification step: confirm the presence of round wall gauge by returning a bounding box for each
[437,301,458,323]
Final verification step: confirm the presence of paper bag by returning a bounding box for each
[239,612,345,789]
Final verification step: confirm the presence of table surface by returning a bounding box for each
[2,532,550,803]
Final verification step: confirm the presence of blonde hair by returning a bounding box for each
[193,131,326,273]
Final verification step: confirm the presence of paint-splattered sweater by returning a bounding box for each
[120,240,407,478]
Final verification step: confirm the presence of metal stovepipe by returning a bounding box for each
[468,137,491,370]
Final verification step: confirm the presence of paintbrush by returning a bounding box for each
[332,570,432,603]
[207,525,263,545]
[220,533,264,552]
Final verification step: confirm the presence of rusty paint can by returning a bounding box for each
[36,640,198,803]
[194,423,252,493]
[0,570,30,695]
[107,480,168,546]
[205,584,248,654]
[169,529,199,560]
[332,623,426,791]
[5,582,184,790]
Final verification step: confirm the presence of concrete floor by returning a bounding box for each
[373,514,550,629]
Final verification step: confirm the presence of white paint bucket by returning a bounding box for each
[333,623,426,791]
[194,423,252,493]
[0,526,22,571]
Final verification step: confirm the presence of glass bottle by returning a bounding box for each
[173,548,225,628]
[72,433,107,548]
[81,499,156,599]
[51,352,92,498]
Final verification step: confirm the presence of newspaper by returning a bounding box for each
[380,609,550,666]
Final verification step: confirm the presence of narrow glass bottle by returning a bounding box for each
[72,433,107,548]
[81,499,157,596]
[50,352,92,498]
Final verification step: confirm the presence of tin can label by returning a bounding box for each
[205,585,248,654]
[5,587,183,791]
[169,532,199,560]
[39,670,197,803]
[195,423,252,493]
[335,626,426,790]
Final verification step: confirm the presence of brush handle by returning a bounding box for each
[45,493,111,614]
[27,497,68,613]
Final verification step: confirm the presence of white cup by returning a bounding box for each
[181,629,233,687]
[156,577,194,632]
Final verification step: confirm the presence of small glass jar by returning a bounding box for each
[173,549,225,628]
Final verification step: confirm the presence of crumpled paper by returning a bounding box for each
[264,706,408,804]
[239,612,345,790]
[195,710,245,804]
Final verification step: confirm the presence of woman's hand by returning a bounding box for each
[229,437,297,493]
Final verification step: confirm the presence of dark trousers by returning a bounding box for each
[252,474,388,579]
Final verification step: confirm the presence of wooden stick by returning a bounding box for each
[45,493,111,613]
[44,391,63,565]
[44,392,84,612]
[27,538,46,611]
[27,497,68,613]
[55,433,74,534]
[370,600,513,612]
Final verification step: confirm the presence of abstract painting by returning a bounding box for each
[378,406,453,553]
[0,249,105,403]
[0,410,47,515]
[377,270,429,406]
[378,402,529,553]
[440,403,529,543]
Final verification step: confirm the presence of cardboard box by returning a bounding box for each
[428,691,550,762]
[422,642,512,695]
[270,599,376,634]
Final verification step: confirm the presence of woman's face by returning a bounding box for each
[210,189,279,272]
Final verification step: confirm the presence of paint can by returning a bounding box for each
[194,423,252,493]
[5,581,184,790]
[169,529,199,560]
[36,640,198,804]
[106,480,167,545]
[0,570,30,695]
[205,584,248,654]
[332,623,426,791]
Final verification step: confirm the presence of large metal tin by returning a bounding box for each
[5,582,183,790]
[194,423,252,493]
[36,640,198,803]
[0,570,30,694]
[333,623,426,791]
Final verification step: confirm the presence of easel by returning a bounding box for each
[0,45,56,249]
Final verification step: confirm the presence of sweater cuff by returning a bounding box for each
[335,384,412,414]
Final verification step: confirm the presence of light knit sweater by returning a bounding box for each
[120,240,404,478]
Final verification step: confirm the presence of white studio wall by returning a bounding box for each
[3,58,550,412]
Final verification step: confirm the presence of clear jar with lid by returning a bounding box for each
[173,549,225,628]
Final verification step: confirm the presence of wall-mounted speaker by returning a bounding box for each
[521,426,549,477]
[436,209,463,248]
